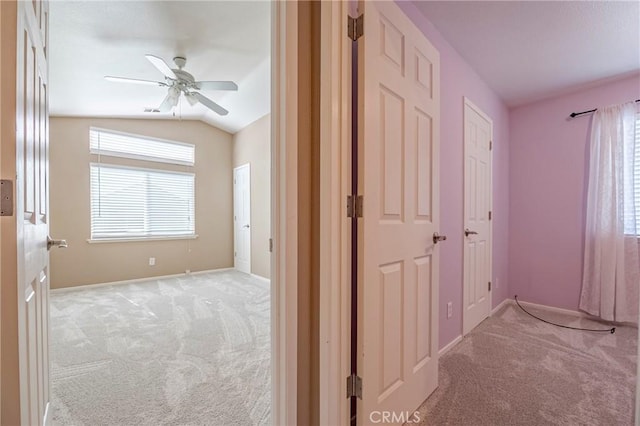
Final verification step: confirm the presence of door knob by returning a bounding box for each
[433,232,447,244]
[464,228,478,237]
[47,236,68,250]
[243,224,250,229]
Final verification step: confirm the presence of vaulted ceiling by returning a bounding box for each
[49,1,270,133]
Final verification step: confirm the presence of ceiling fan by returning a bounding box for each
[105,54,237,116]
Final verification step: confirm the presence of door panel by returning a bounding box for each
[463,100,492,335]
[234,164,251,274]
[358,1,440,423]
[16,1,50,424]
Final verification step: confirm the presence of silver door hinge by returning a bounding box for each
[269,238,273,253]
[347,374,362,399]
[488,211,492,220]
[1,180,13,216]
[488,281,492,291]
[489,140,493,150]
[347,195,363,218]
[348,14,364,41]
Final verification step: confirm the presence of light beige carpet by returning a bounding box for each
[413,303,636,426]
[50,270,270,426]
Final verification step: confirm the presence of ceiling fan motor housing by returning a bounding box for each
[170,69,197,94]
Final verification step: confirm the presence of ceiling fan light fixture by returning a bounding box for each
[168,86,180,107]
[185,92,198,106]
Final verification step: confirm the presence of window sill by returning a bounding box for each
[87,235,198,244]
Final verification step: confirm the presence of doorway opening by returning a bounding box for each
[47,2,272,424]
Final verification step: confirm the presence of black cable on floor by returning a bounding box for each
[514,295,615,334]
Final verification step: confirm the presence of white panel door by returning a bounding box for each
[234,164,251,274]
[462,99,492,335]
[16,1,52,424]
[358,1,440,423]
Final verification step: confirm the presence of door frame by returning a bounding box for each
[270,1,300,424]
[0,0,4,413]
[462,97,493,335]
[0,1,301,425]
[318,1,351,425]
[233,163,251,274]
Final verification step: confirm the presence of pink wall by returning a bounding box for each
[509,74,640,310]
[397,2,511,349]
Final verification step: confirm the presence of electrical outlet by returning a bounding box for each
[447,302,453,319]
[149,257,155,266]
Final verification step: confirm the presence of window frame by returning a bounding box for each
[89,127,196,166]
[87,126,198,243]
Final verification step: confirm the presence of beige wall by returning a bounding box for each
[232,114,271,279]
[50,117,233,288]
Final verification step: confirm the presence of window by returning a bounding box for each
[625,115,640,234]
[90,127,195,166]
[89,129,196,240]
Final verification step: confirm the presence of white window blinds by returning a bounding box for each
[90,127,195,166]
[90,164,195,239]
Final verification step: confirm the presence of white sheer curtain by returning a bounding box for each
[580,102,639,323]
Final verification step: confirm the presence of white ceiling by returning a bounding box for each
[49,1,270,134]
[50,1,639,127]
[411,1,640,106]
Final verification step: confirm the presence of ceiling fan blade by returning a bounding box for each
[105,76,166,86]
[195,81,238,91]
[145,54,177,79]
[156,94,173,113]
[193,92,229,116]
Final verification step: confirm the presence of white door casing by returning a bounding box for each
[358,1,440,423]
[17,1,51,424]
[462,98,493,335]
[234,163,251,274]
[270,2,299,422]
[317,1,352,424]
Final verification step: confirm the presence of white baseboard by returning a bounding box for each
[491,297,511,315]
[51,267,234,293]
[438,335,462,356]
[190,267,233,276]
[512,298,590,318]
[250,273,270,283]
[510,298,636,326]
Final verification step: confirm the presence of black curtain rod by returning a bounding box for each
[570,99,640,118]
